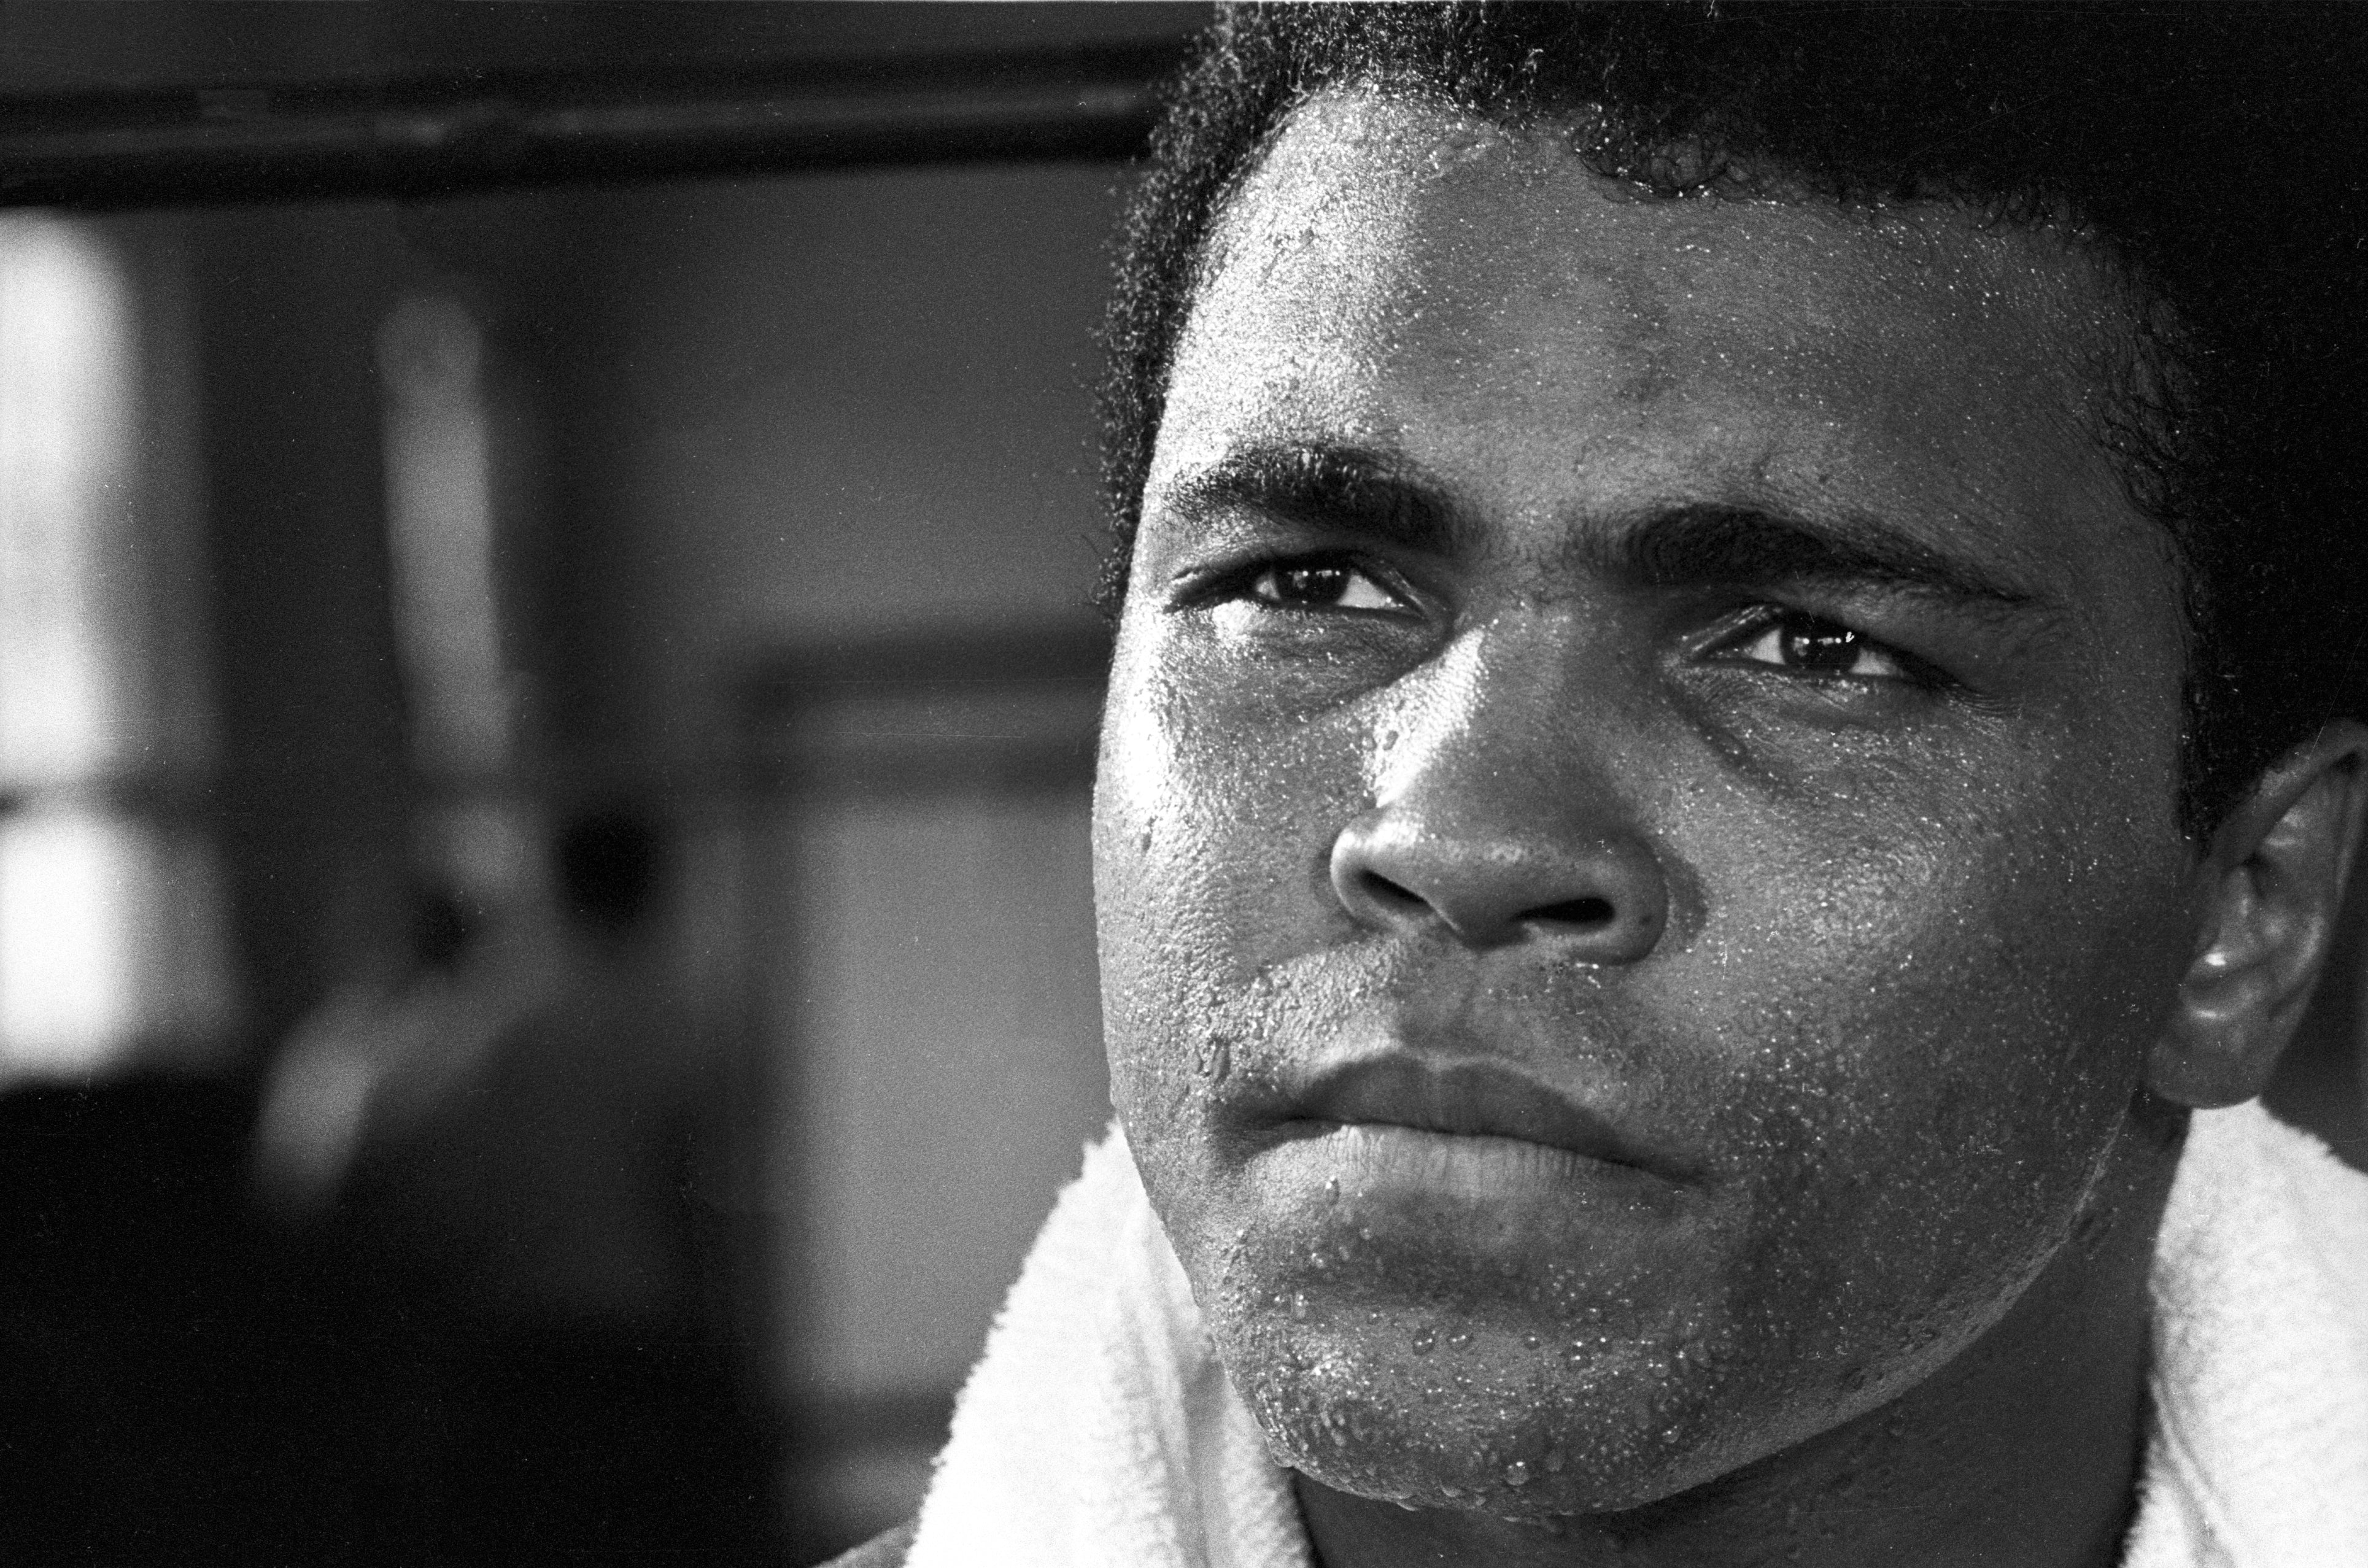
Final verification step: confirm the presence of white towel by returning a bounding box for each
[2122,1102,2368,1567]
[910,1103,2368,1568]
[907,1132,1309,1568]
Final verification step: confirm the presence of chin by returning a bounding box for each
[1204,1282,1776,1518]
[1197,1226,2000,1526]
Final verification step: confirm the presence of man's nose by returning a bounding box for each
[1325,695,1670,962]
[1328,809,1668,959]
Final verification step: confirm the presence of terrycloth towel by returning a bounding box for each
[910,1103,2368,1568]
[907,1132,1310,1568]
[2122,1102,2368,1567]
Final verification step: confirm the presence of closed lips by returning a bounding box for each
[1288,1055,1695,1184]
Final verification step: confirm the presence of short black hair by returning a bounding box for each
[1099,2,2368,835]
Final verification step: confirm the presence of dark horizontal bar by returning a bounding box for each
[0,773,222,826]
[0,44,1182,209]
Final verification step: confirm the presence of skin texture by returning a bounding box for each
[1092,92,2368,1567]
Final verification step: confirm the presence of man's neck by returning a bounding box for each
[1294,1134,2173,1568]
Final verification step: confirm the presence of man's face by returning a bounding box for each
[1094,92,2198,1513]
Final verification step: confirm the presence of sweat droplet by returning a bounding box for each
[1291,1292,1309,1319]
[1324,1176,1340,1200]
[1447,1331,1471,1349]
[1503,1461,1532,1487]
[1411,1326,1438,1355]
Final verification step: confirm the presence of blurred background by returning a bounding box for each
[0,4,2359,1565]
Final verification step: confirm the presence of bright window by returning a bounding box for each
[0,213,234,1079]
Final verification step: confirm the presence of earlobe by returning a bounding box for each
[2151,721,2368,1108]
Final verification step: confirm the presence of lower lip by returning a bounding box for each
[1259,1121,1684,1210]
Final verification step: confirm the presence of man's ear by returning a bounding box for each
[2153,719,2368,1108]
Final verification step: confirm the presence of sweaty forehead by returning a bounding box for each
[1155,89,2157,602]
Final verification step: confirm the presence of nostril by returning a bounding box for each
[1528,895,1617,928]
[1355,871,1431,917]
[1329,815,1668,958]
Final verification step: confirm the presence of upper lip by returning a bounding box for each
[1288,1054,1697,1183]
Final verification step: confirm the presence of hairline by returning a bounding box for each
[1112,72,2208,821]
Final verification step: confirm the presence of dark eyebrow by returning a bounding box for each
[1163,441,1472,557]
[1166,442,2041,614]
[1590,503,2041,612]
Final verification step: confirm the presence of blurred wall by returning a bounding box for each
[493,162,1131,1540]
[7,7,1182,1559]
[512,164,1119,774]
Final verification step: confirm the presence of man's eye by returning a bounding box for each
[1247,561,1400,612]
[1730,614,1911,681]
